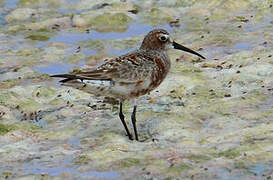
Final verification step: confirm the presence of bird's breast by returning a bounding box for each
[150,54,171,89]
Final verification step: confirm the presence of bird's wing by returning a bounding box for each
[52,51,155,83]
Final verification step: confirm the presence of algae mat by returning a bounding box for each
[0,0,273,179]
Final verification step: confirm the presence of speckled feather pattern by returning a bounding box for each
[54,29,173,100]
[51,29,205,141]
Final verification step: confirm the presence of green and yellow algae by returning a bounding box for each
[81,12,133,32]
[0,0,273,179]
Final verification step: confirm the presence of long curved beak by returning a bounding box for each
[173,41,206,59]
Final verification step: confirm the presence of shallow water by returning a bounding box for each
[0,0,272,179]
[4,0,20,9]
[34,23,173,75]
[22,158,121,179]
[249,164,273,176]
[36,23,173,47]
[232,42,252,51]
[0,12,6,26]
[33,63,83,74]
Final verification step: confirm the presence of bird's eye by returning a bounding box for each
[159,35,168,42]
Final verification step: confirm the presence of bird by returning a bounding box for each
[51,29,205,141]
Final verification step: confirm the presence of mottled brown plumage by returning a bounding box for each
[51,29,205,141]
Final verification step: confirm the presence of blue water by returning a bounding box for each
[107,48,135,56]
[232,42,252,51]
[245,17,273,32]
[24,167,121,179]
[36,23,172,47]
[33,63,82,74]
[0,12,5,26]
[22,158,121,179]
[34,23,172,74]
[81,48,97,56]
[5,0,20,9]
[68,137,81,148]
[30,16,176,76]
[4,0,80,9]
[249,164,273,176]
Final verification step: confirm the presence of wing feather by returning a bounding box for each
[51,50,156,83]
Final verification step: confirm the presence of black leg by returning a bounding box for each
[131,105,138,141]
[119,102,133,140]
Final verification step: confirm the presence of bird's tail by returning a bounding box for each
[51,74,79,83]
[51,74,111,96]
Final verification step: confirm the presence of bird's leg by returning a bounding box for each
[119,102,133,140]
[131,105,138,141]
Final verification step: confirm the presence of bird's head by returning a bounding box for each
[140,29,205,59]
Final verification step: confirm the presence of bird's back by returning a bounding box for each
[55,49,171,100]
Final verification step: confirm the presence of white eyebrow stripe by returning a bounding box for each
[159,34,169,41]
[162,34,169,38]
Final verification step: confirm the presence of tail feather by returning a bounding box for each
[51,74,111,96]
[51,74,77,79]
[51,74,78,83]
[51,74,111,82]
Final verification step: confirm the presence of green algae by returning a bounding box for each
[74,154,92,165]
[232,16,250,23]
[174,0,194,7]
[210,25,243,45]
[78,36,141,54]
[187,154,212,163]
[0,0,272,179]
[26,29,55,41]
[1,86,51,112]
[173,62,203,74]
[167,163,191,176]
[17,48,40,56]
[82,12,133,32]
[116,158,142,168]
[6,24,27,33]
[217,149,241,159]
[168,85,187,98]
[221,0,249,11]
[0,123,17,135]
[18,99,40,110]
[78,39,105,51]
[66,53,84,64]
[0,91,20,107]
[188,85,229,99]
[85,54,113,66]
[145,159,170,173]
[39,126,78,141]
[27,34,50,41]
[31,86,56,98]
[48,98,66,106]
[18,121,41,131]
[0,121,40,135]
[0,79,20,89]
[18,0,64,8]
[141,8,173,26]
[112,37,140,50]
